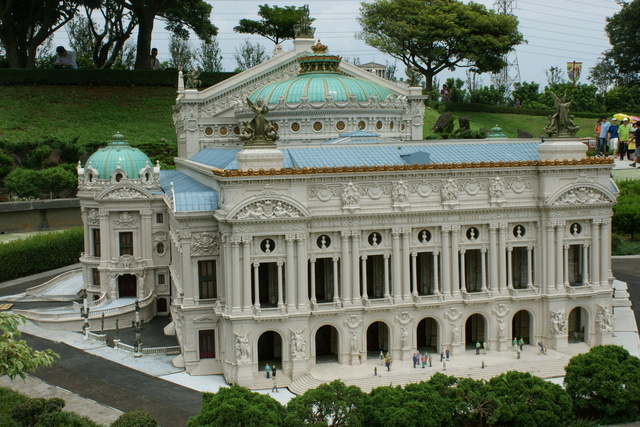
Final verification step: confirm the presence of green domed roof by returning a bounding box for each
[249,41,394,105]
[86,133,152,179]
[249,73,394,104]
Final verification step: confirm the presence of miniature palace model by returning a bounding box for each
[73,38,616,388]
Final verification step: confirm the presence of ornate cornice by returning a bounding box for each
[211,157,611,177]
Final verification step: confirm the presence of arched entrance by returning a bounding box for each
[512,310,532,344]
[568,307,587,343]
[416,317,438,353]
[465,314,486,349]
[118,274,136,297]
[315,325,339,363]
[257,331,283,371]
[366,321,389,358]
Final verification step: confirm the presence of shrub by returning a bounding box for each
[0,227,84,281]
[111,410,158,427]
[10,397,65,426]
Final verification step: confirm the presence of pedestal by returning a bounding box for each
[290,358,308,381]
[350,352,362,366]
[235,364,255,388]
[236,148,284,171]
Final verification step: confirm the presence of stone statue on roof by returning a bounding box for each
[294,5,315,39]
[239,98,279,146]
[544,91,580,137]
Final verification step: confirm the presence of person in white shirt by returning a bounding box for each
[150,48,161,70]
[54,46,78,69]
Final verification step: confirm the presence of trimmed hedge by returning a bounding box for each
[441,102,605,119]
[0,227,83,282]
[0,69,236,87]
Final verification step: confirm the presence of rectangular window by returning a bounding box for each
[119,232,133,256]
[156,213,164,224]
[92,228,101,257]
[92,268,100,287]
[199,329,216,359]
[158,274,166,285]
[198,260,216,299]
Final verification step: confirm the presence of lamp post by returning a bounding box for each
[79,289,90,339]
[132,300,143,356]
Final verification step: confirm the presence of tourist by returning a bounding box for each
[518,337,524,351]
[150,48,161,70]
[440,349,444,362]
[619,118,632,160]
[514,98,521,108]
[630,121,640,167]
[265,363,270,379]
[271,365,277,378]
[475,341,481,355]
[594,117,603,153]
[428,354,432,367]
[374,367,378,376]
[271,366,277,392]
[481,360,485,369]
[609,118,619,157]
[482,341,487,354]
[53,46,78,69]
[385,357,391,371]
[445,347,450,360]
[598,116,610,157]
[421,353,426,368]
[413,352,418,368]
[440,84,451,102]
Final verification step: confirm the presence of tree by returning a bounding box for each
[358,0,524,93]
[284,380,366,426]
[4,168,44,199]
[234,4,314,45]
[545,66,566,86]
[511,82,541,108]
[42,166,77,198]
[66,15,94,65]
[589,57,618,94]
[168,34,194,70]
[0,313,59,380]
[384,60,397,82]
[187,385,284,427]
[604,0,640,85]
[197,39,223,72]
[613,180,640,240]
[484,371,572,426]
[564,345,640,424]
[0,0,98,68]
[111,0,217,69]
[234,40,269,71]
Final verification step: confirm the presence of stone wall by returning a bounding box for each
[0,199,81,234]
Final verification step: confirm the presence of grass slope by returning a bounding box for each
[0,86,177,145]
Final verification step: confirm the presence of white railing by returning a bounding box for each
[141,346,181,355]
[87,331,107,344]
[72,292,107,311]
[25,268,82,296]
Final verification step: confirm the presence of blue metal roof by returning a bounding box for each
[187,142,540,171]
[159,170,218,212]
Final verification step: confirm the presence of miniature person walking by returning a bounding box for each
[476,341,481,355]
[428,354,432,367]
[512,337,517,348]
[482,341,487,355]
[445,347,450,360]
[265,363,270,379]
[518,337,524,351]
[271,366,277,392]
[374,367,378,376]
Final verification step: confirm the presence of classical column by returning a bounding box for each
[242,237,252,311]
[309,258,317,304]
[402,230,411,299]
[392,229,402,300]
[440,227,451,295]
[591,219,600,286]
[231,238,241,311]
[600,219,610,286]
[361,255,368,300]
[351,232,361,304]
[383,253,391,298]
[488,224,498,291]
[563,245,570,286]
[481,248,487,291]
[582,244,589,285]
[546,221,555,292]
[526,246,533,288]
[99,210,110,261]
[285,235,296,309]
[296,236,307,308]
[341,231,351,305]
[139,209,152,260]
[332,257,340,302]
[555,222,565,290]
[82,208,91,255]
[253,262,260,309]
[433,251,440,294]
[459,249,467,292]
[506,247,513,289]
[277,261,284,308]
[498,224,507,292]
[451,226,460,296]
[411,252,418,296]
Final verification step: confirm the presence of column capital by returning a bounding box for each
[391,228,402,235]
[296,234,307,242]
[361,255,368,260]
[489,223,499,230]
[592,218,603,225]
[546,220,556,228]
[564,244,570,250]
[527,245,534,251]
[277,261,284,267]
[332,256,340,262]
[242,236,252,244]
[310,257,317,263]
[383,253,391,259]
[554,220,566,228]
[433,250,440,256]
[460,248,466,254]
[139,209,153,217]
[410,252,417,258]
[253,262,260,268]
[507,246,513,252]
[285,234,296,242]
[230,236,242,245]
[341,230,351,238]
[583,243,590,248]
[441,225,452,233]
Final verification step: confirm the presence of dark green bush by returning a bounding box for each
[0,227,84,282]
[111,410,158,427]
[10,397,65,426]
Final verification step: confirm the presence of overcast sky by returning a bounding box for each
[55,0,620,87]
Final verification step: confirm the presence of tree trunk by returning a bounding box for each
[134,10,156,69]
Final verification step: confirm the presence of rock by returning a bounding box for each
[518,129,534,138]
[45,149,62,167]
[10,153,22,167]
[79,152,91,166]
[432,112,453,133]
[458,116,470,130]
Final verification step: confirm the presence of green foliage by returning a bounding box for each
[512,81,542,108]
[234,40,269,72]
[469,85,508,106]
[484,371,572,426]
[10,396,65,426]
[168,34,194,70]
[42,166,78,198]
[605,85,640,113]
[0,152,13,180]
[564,345,640,424]
[613,180,640,240]
[0,227,84,281]
[111,410,158,427]
[444,78,465,103]
[4,168,45,199]
[604,0,640,85]
[542,83,604,113]
[0,387,30,425]
[234,5,314,45]
[0,314,59,381]
[187,385,284,427]
[285,380,366,426]
[358,0,524,92]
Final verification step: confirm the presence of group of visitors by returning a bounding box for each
[53,46,162,70]
[475,341,488,355]
[595,116,640,166]
[412,351,434,368]
[264,363,278,392]
[379,351,392,371]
